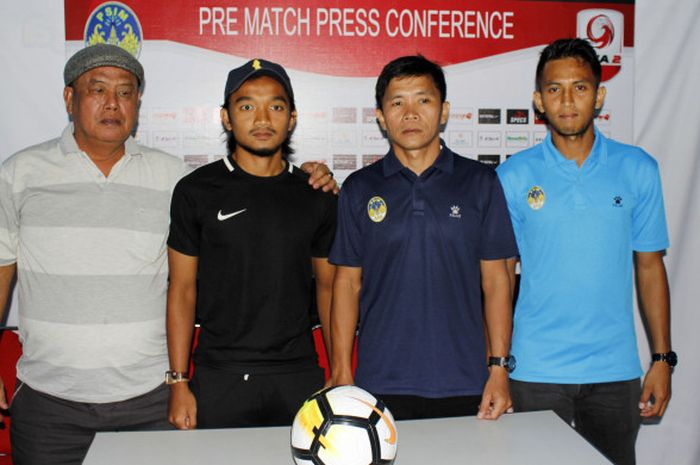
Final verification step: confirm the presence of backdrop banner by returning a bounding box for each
[63,1,635,180]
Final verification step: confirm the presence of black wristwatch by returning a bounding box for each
[488,355,516,373]
[651,351,678,367]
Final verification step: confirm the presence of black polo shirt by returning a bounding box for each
[168,156,337,373]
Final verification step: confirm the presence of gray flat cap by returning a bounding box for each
[64,44,144,87]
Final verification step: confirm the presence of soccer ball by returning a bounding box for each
[290,385,398,465]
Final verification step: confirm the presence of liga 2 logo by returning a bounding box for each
[577,9,624,82]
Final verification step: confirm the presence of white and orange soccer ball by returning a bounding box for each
[291,385,398,465]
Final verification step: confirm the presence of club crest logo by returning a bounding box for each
[84,2,143,58]
[527,186,545,210]
[367,196,387,223]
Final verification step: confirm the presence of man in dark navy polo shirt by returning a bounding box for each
[329,55,518,420]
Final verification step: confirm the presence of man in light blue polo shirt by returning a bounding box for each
[497,38,674,465]
[330,55,518,421]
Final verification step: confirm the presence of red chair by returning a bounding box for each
[311,326,357,381]
[0,329,22,464]
[312,326,331,379]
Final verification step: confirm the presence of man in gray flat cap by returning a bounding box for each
[0,44,336,464]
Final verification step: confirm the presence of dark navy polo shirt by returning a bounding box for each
[330,144,518,397]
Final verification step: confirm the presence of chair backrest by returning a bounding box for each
[311,326,357,381]
[312,326,330,379]
[0,330,22,459]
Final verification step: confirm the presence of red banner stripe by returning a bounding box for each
[65,1,634,77]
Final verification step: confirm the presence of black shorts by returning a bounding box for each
[191,365,325,428]
[374,393,482,421]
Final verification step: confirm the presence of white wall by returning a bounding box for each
[633,1,700,464]
[0,1,697,463]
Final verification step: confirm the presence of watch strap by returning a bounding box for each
[651,351,677,367]
[488,356,516,373]
[165,370,190,384]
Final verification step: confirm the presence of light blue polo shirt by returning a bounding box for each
[497,129,669,383]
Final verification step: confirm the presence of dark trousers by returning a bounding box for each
[510,378,642,465]
[10,381,172,465]
[191,365,325,428]
[374,394,482,421]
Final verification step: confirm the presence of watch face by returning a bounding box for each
[667,352,678,367]
[507,356,517,372]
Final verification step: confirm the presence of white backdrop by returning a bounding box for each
[0,2,698,464]
[633,2,700,464]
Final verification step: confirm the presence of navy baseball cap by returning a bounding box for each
[223,58,295,108]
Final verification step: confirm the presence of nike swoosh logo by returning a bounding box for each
[217,209,247,221]
[356,398,397,445]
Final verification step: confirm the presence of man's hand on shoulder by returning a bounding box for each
[477,367,512,420]
[300,161,339,194]
[640,361,672,417]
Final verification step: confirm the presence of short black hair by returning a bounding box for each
[222,75,296,157]
[536,38,602,91]
[375,55,446,109]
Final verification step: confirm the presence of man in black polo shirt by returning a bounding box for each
[166,59,337,429]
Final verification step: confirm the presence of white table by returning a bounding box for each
[84,410,611,464]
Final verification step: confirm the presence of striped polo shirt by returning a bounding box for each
[0,125,188,403]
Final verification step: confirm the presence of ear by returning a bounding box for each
[220,107,232,131]
[288,110,297,132]
[595,86,607,110]
[440,101,450,125]
[375,108,387,131]
[63,86,74,116]
[533,90,545,114]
